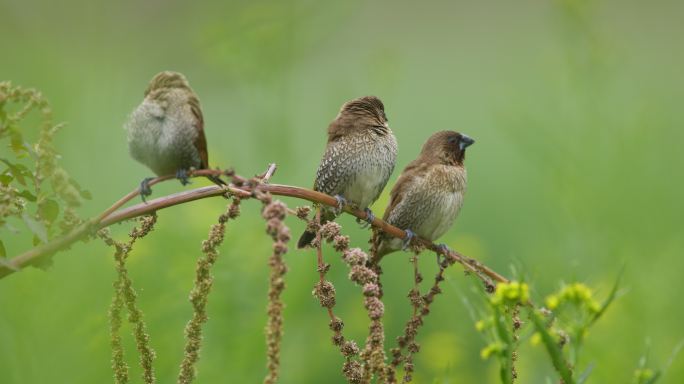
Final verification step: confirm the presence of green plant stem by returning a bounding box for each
[528,308,575,384]
[493,305,513,383]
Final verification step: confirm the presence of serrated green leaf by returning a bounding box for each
[22,212,48,243]
[38,199,59,222]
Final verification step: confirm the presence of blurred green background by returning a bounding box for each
[2,0,683,382]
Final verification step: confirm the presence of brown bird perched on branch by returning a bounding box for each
[372,130,474,262]
[297,96,398,248]
[125,71,225,200]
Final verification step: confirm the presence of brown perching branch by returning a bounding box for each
[0,164,509,288]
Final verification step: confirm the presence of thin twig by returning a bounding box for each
[260,163,277,183]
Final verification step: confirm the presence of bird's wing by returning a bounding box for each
[313,140,350,195]
[373,163,423,261]
[382,160,425,221]
[189,95,209,169]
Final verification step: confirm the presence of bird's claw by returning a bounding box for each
[402,229,416,251]
[437,243,451,253]
[176,169,191,186]
[140,177,154,203]
[356,208,376,228]
[436,243,451,266]
[333,195,348,215]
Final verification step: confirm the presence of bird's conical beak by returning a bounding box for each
[459,134,475,150]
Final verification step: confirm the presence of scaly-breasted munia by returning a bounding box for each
[373,130,474,261]
[125,71,225,199]
[297,96,398,248]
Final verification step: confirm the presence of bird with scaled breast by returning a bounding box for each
[372,130,474,262]
[297,96,398,248]
[125,71,226,199]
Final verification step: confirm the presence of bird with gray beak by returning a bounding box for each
[372,130,474,263]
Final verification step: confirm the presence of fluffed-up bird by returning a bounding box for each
[125,71,225,199]
[372,130,474,262]
[297,96,398,248]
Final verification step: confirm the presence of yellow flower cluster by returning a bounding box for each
[490,281,530,306]
[633,368,655,382]
[545,282,601,313]
[480,342,504,359]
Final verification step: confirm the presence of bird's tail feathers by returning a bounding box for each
[297,207,336,249]
[297,230,317,249]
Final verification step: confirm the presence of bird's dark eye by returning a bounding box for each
[448,136,458,144]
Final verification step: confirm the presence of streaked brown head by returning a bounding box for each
[420,130,475,166]
[144,71,191,96]
[340,96,387,123]
[328,96,389,140]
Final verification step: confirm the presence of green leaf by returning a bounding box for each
[22,212,48,243]
[0,173,12,185]
[0,158,30,186]
[10,131,26,154]
[590,265,625,325]
[0,239,5,257]
[17,190,37,202]
[69,178,92,200]
[38,199,59,222]
[80,189,92,200]
[12,163,31,176]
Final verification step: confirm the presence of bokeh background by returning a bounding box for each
[2,0,683,382]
